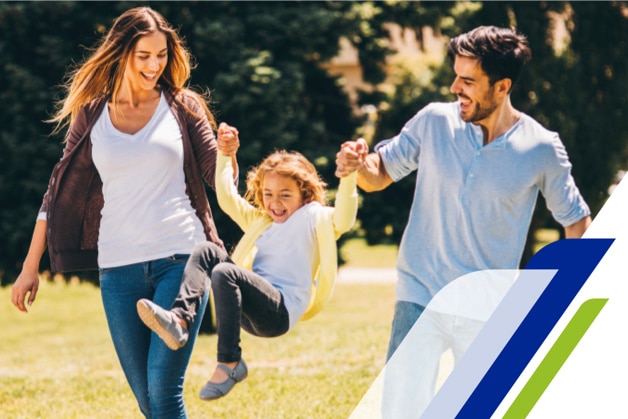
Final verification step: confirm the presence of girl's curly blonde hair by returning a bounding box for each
[245,150,328,209]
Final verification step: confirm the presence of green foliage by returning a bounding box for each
[0,1,386,281]
[0,2,120,284]
[552,2,628,213]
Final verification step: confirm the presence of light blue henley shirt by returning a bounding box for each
[378,102,590,307]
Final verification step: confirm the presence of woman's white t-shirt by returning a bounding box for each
[91,93,205,268]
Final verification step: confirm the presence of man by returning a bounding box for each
[337,25,591,373]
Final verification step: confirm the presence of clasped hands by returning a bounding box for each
[217,122,368,179]
[335,138,368,178]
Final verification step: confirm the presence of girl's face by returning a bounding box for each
[125,31,168,92]
[262,172,305,223]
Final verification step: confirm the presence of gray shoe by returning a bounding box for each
[136,298,189,350]
[199,358,248,401]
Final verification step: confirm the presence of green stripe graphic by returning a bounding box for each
[503,298,608,418]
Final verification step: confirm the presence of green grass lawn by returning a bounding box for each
[341,229,559,267]
[534,228,560,253]
[0,274,395,418]
[341,238,398,269]
[1,232,557,418]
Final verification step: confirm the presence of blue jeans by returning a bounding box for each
[387,300,425,361]
[99,255,208,419]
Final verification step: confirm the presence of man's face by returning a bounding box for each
[449,56,500,124]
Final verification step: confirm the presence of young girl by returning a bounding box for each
[137,123,359,400]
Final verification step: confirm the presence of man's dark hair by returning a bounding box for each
[447,26,532,90]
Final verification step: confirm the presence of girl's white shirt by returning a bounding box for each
[91,93,205,268]
[253,201,319,328]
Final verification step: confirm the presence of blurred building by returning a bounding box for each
[323,24,446,114]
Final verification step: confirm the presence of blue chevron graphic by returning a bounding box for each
[453,238,614,418]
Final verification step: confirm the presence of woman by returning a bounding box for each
[11,7,224,418]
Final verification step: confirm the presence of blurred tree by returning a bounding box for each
[0,2,123,285]
[0,1,395,282]
[1,1,626,285]
[150,1,366,250]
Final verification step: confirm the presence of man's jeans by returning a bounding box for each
[100,255,208,419]
[384,300,485,418]
[387,300,426,361]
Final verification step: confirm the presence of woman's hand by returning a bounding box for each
[217,122,240,156]
[12,269,40,313]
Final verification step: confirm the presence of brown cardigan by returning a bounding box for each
[41,89,224,273]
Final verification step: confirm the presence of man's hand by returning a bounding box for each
[335,138,369,178]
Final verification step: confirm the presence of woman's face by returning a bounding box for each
[125,31,168,92]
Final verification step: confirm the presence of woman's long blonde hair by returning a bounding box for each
[49,6,215,135]
[245,150,328,210]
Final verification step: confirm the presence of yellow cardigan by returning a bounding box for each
[215,154,358,321]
